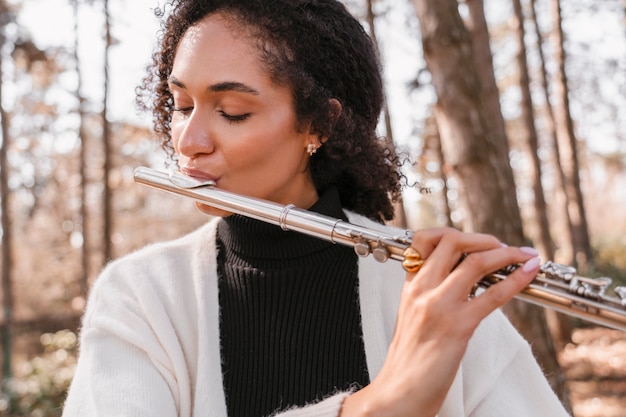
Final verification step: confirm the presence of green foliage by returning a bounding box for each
[1,330,77,417]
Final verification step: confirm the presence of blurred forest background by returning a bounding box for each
[0,0,625,415]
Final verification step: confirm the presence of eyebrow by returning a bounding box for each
[168,76,260,95]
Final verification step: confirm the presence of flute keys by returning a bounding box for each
[354,240,371,258]
[402,247,424,273]
[372,245,390,263]
[353,238,390,263]
[616,287,626,307]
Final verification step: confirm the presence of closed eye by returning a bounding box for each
[172,106,194,117]
[219,110,251,123]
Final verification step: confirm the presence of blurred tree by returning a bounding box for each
[528,0,574,266]
[409,0,569,403]
[464,0,511,170]
[510,0,555,262]
[411,0,524,239]
[511,0,573,406]
[102,0,113,264]
[0,0,15,383]
[73,0,89,299]
[550,0,593,269]
[420,114,453,227]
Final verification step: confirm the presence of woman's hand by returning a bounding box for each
[341,228,541,417]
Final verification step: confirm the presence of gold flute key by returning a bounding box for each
[402,247,424,273]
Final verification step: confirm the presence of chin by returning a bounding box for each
[195,202,233,218]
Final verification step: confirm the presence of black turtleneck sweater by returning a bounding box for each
[217,187,369,417]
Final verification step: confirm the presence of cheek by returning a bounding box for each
[170,124,182,153]
[232,116,302,167]
[226,140,280,171]
[223,136,303,186]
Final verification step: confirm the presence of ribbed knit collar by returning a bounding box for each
[217,187,348,261]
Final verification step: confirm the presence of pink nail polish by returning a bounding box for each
[520,246,539,256]
[522,257,541,273]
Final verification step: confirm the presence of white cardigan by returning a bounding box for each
[63,213,570,417]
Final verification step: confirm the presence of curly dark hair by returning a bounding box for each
[136,0,403,223]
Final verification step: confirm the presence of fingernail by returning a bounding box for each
[520,246,539,256]
[501,243,508,248]
[522,256,541,273]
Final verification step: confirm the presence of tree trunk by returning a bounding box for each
[0,0,13,381]
[103,0,113,263]
[73,0,89,299]
[528,0,574,266]
[410,0,569,405]
[550,0,593,269]
[428,117,453,228]
[418,114,453,228]
[528,0,574,354]
[510,0,555,265]
[412,0,523,240]
[464,0,510,164]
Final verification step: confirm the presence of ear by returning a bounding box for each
[302,98,343,152]
[319,98,342,145]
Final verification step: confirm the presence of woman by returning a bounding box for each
[63,0,570,416]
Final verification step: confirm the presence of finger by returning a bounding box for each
[401,227,455,276]
[438,246,538,297]
[462,253,541,320]
[407,227,453,261]
[410,230,503,289]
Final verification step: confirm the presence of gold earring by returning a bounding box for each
[307,143,318,156]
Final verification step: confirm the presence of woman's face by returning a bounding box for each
[169,13,319,217]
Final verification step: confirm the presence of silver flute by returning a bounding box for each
[134,166,626,332]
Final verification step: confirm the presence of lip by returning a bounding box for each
[180,166,219,182]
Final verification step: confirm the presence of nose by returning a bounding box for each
[174,111,215,159]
